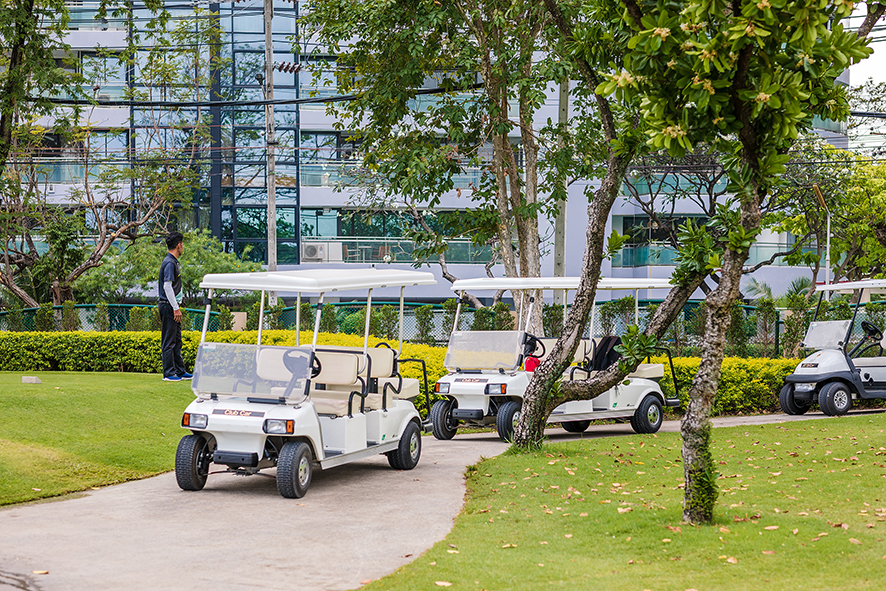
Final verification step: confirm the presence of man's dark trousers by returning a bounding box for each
[159,302,185,378]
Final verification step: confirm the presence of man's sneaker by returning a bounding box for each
[179,372,193,380]
[163,375,183,382]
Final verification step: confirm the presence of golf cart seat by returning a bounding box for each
[309,351,365,417]
[534,338,595,365]
[627,363,665,379]
[851,357,886,368]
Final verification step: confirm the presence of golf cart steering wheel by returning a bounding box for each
[861,320,883,343]
[311,355,322,378]
[523,334,545,359]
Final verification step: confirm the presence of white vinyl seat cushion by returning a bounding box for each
[852,357,886,368]
[627,363,665,379]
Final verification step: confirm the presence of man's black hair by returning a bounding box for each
[166,231,184,250]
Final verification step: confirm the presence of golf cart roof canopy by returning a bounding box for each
[199,268,437,293]
[815,279,886,294]
[449,276,673,292]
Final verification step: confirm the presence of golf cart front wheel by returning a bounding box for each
[387,421,422,470]
[819,382,852,416]
[496,401,522,442]
[779,384,811,415]
[175,434,215,491]
[277,441,313,498]
[562,420,591,433]
[430,399,458,440]
[630,396,663,434]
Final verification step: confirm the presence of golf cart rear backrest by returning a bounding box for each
[316,345,396,378]
[535,338,596,365]
[311,351,360,386]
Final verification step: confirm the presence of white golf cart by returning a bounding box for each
[430,277,681,441]
[175,268,436,498]
[781,278,886,416]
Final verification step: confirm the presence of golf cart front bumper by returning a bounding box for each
[784,371,860,400]
[665,397,681,408]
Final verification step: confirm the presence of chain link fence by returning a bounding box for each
[0,304,220,333]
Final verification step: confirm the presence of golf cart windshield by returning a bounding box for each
[804,320,852,350]
[192,342,312,402]
[444,330,525,371]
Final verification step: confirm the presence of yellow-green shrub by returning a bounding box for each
[656,356,800,415]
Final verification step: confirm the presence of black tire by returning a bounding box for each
[630,396,664,434]
[387,421,422,470]
[779,384,810,415]
[496,401,522,442]
[277,441,313,499]
[818,382,852,416]
[561,420,591,433]
[430,399,458,440]
[175,434,214,491]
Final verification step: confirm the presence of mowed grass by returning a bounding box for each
[371,413,886,591]
[0,372,194,506]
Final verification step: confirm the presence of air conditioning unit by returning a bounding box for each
[301,241,328,263]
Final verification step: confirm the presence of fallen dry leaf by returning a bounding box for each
[31,571,49,575]
[435,582,452,588]
[667,525,682,533]
[792,529,799,535]
[850,538,862,545]
[662,538,672,543]
[447,550,459,554]
[580,513,588,517]
[618,507,633,514]
[360,580,372,585]
[502,543,517,549]
[565,534,573,538]
[762,550,775,555]
[727,557,738,564]
[764,526,779,531]
[719,527,730,534]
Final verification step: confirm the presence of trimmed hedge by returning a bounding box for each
[8,331,882,416]
[0,330,447,412]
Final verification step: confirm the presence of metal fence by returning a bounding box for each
[0,304,220,332]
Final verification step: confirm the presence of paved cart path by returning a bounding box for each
[0,410,880,591]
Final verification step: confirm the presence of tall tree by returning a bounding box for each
[614,0,870,523]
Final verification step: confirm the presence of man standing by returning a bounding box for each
[159,232,191,381]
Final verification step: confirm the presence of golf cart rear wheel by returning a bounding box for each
[819,382,852,416]
[430,399,458,440]
[496,401,522,442]
[387,421,422,470]
[277,441,313,499]
[630,396,663,434]
[779,384,811,415]
[562,420,591,433]
[175,434,215,491]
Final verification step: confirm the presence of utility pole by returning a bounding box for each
[264,0,278,306]
[553,79,568,306]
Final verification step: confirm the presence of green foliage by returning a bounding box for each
[726,303,749,358]
[754,297,778,358]
[34,303,56,332]
[125,307,153,332]
[375,305,398,340]
[492,302,515,331]
[246,300,285,331]
[216,304,234,332]
[93,302,110,332]
[414,305,435,345]
[615,325,659,373]
[864,302,886,331]
[6,300,25,332]
[599,296,635,336]
[61,301,81,332]
[76,230,263,306]
[319,304,338,334]
[543,303,565,338]
[471,307,495,332]
[299,302,315,331]
[441,298,460,335]
[782,294,812,358]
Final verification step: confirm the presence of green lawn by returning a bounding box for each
[0,371,194,506]
[371,413,886,591]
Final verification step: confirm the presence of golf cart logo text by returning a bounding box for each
[455,378,488,383]
[212,409,265,418]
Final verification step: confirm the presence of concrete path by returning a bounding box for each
[0,410,880,591]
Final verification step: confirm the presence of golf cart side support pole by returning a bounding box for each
[812,292,824,322]
[312,293,325,349]
[360,289,372,374]
[296,293,301,347]
[846,288,864,352]
[201,289,214,343]
[634,289,639,325]
[453,292,464,332]
[257,290,265,345]
[526,296,535,332]
[654,346,680,402]
[563,290,568,330]
[398,286,405,354]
